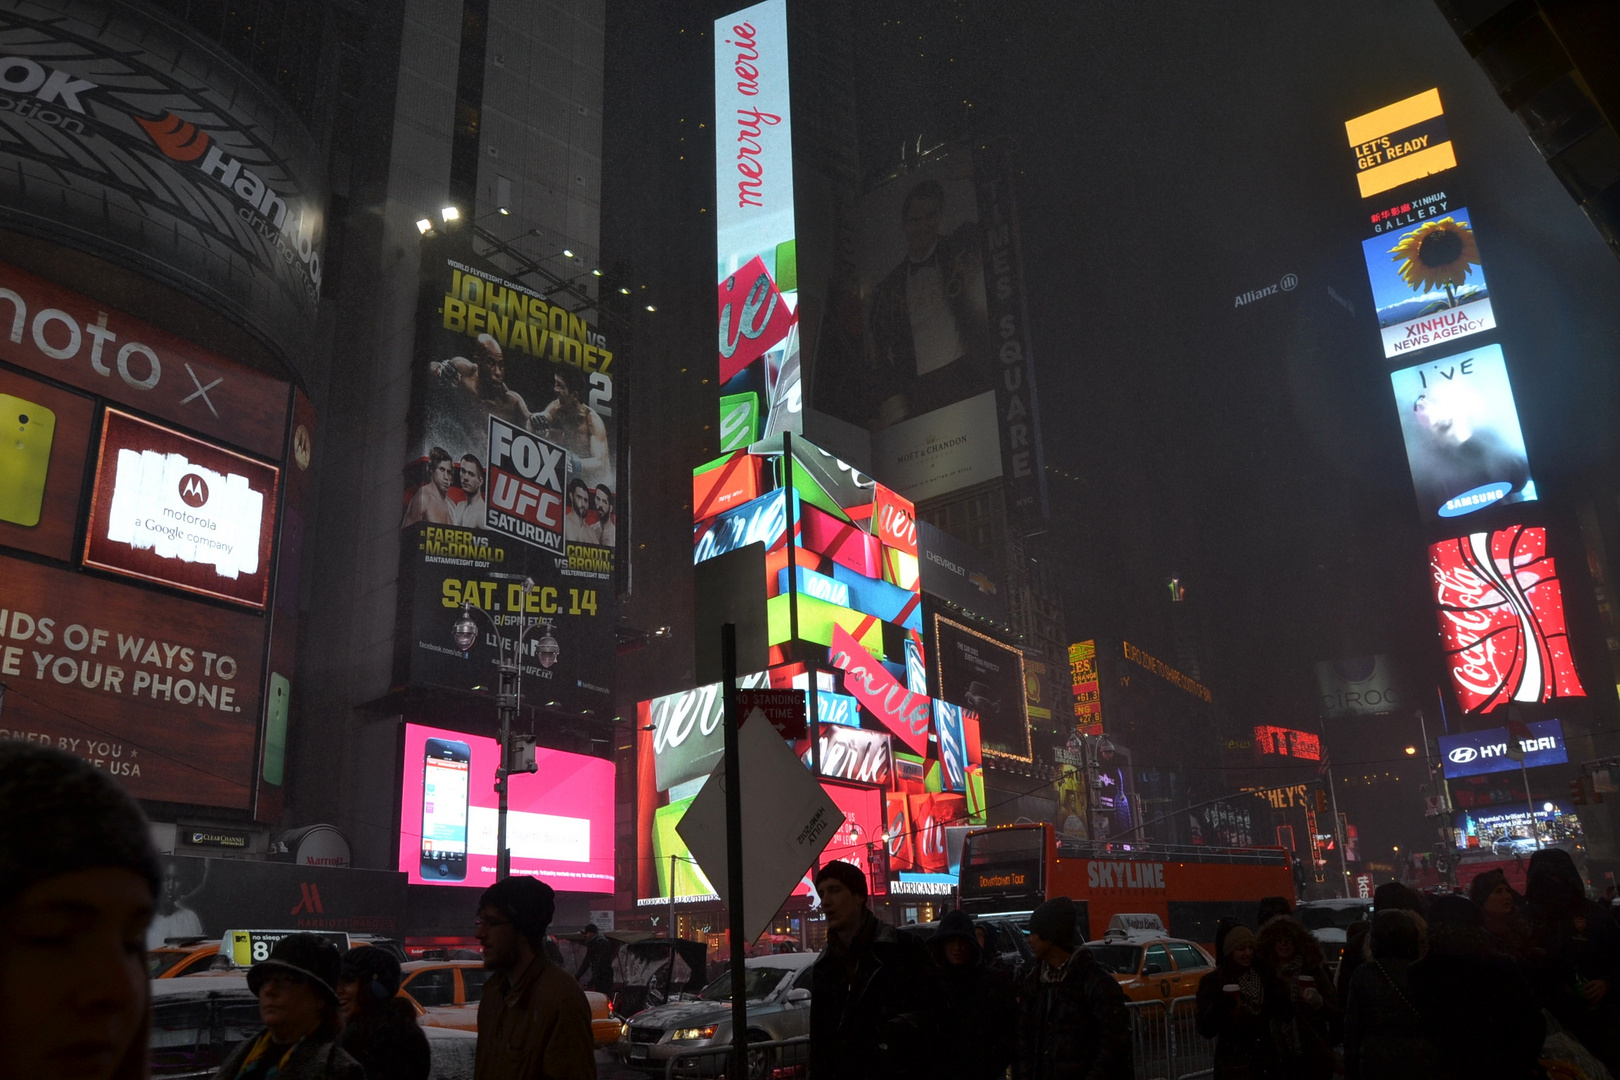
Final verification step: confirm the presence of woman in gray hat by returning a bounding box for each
[213,933,364,1080]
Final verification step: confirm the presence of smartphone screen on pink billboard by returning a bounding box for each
[399,723,615,890]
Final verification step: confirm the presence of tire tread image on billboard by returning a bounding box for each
[1391,344,1534,525]
[397,723,614,890]
[83,410,279,608]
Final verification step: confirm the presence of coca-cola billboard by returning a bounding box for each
[805,724,891,786]
[828,624,931,756]
[643,672,771,793]
[1430,524,1585,713]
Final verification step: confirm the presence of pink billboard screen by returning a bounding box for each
[399,723,614,891]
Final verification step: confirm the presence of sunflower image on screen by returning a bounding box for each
[1391,216,1480,308]
[1362,208,1495,359]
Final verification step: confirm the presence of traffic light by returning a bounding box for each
[1570,777,1587,806]
[1315,789,1329,814]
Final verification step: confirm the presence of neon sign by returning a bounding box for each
[1430,525,1584,713]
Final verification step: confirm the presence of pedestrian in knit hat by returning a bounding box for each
[474,876,596,1080]
[0,742,161,1080]
[811,860,938,1079]
[1016,895,1132,1079]
[1028,896,1078,951]
[1196,923,1276,1080]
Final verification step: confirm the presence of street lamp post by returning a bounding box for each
[451,582,558,881]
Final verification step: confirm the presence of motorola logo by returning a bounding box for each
[1448,746,1478,764]
[177,473,209,507]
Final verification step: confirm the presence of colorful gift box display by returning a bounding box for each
[692,450,763,522]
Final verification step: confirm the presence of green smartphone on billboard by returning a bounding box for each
[262,673,289,785]
[0,394,55,527]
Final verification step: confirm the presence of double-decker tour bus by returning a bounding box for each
[958,823,1297,947]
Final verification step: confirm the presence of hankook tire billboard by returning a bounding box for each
[0,0,327,362]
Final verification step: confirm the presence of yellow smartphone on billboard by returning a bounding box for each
[0,394,55,527]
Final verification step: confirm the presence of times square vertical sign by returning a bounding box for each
[715,0,799,445]
[1341,89,1583,716]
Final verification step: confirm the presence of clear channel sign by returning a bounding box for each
[676,705,840,946]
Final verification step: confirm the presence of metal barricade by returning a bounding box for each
[1126,996,1212,1080]
[1165,995,1213,1080]
[661,1035,810,1080]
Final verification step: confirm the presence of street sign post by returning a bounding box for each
[679,626,838,1078]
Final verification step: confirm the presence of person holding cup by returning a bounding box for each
[1255,917,1339,1080]
[1196,923,1279,1079]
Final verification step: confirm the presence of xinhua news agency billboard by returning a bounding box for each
[1438,719,1568,779]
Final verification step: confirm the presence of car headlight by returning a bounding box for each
[672,1025,719,1041]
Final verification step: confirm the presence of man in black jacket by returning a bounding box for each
[1015,896,1132,1080]
[810,860,938,1080]
[575,923,614,993]
[931,910,1019,1080]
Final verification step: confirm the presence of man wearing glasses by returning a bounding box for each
[474,876,597,1080]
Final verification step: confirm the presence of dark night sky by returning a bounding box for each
[841,0,1620,725]
[603,1,1620,854]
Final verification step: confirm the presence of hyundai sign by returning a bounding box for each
[1438,719,1568,779]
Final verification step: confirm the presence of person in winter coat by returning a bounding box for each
[575,924,615,993]
[930,910,1020,1080]
[1470,868,1533,960]
[1341,909,1432,1080]
[1339,881,1429,1003]
[810,860,939,1080]
[1333,921,1370,1006]
[336,946,431,1080]
[1196,924,1278,1080]
[1524,848,1620,1075]
[1407,894,1542,1080]
[215,933,366,1080]
[0,742,161,1080]
[1014,896,1132,1080]
[1253,917,1338,1080]
[473,875,596,1080]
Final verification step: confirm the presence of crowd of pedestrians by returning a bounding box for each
[807,861,1131,1080]
[11,733,1620,1080]
[1198,876,1620,1080]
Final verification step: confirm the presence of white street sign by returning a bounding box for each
[677,707,841,946]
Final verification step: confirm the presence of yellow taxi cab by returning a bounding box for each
[1080,914,1214,1003]
[400,959,622,1046]
[149,940,221,978]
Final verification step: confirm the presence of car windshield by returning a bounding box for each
[1083,945,1142,975]
[148,951,191,978]
[698,966,791,1001]
[1299,906,1371,931]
